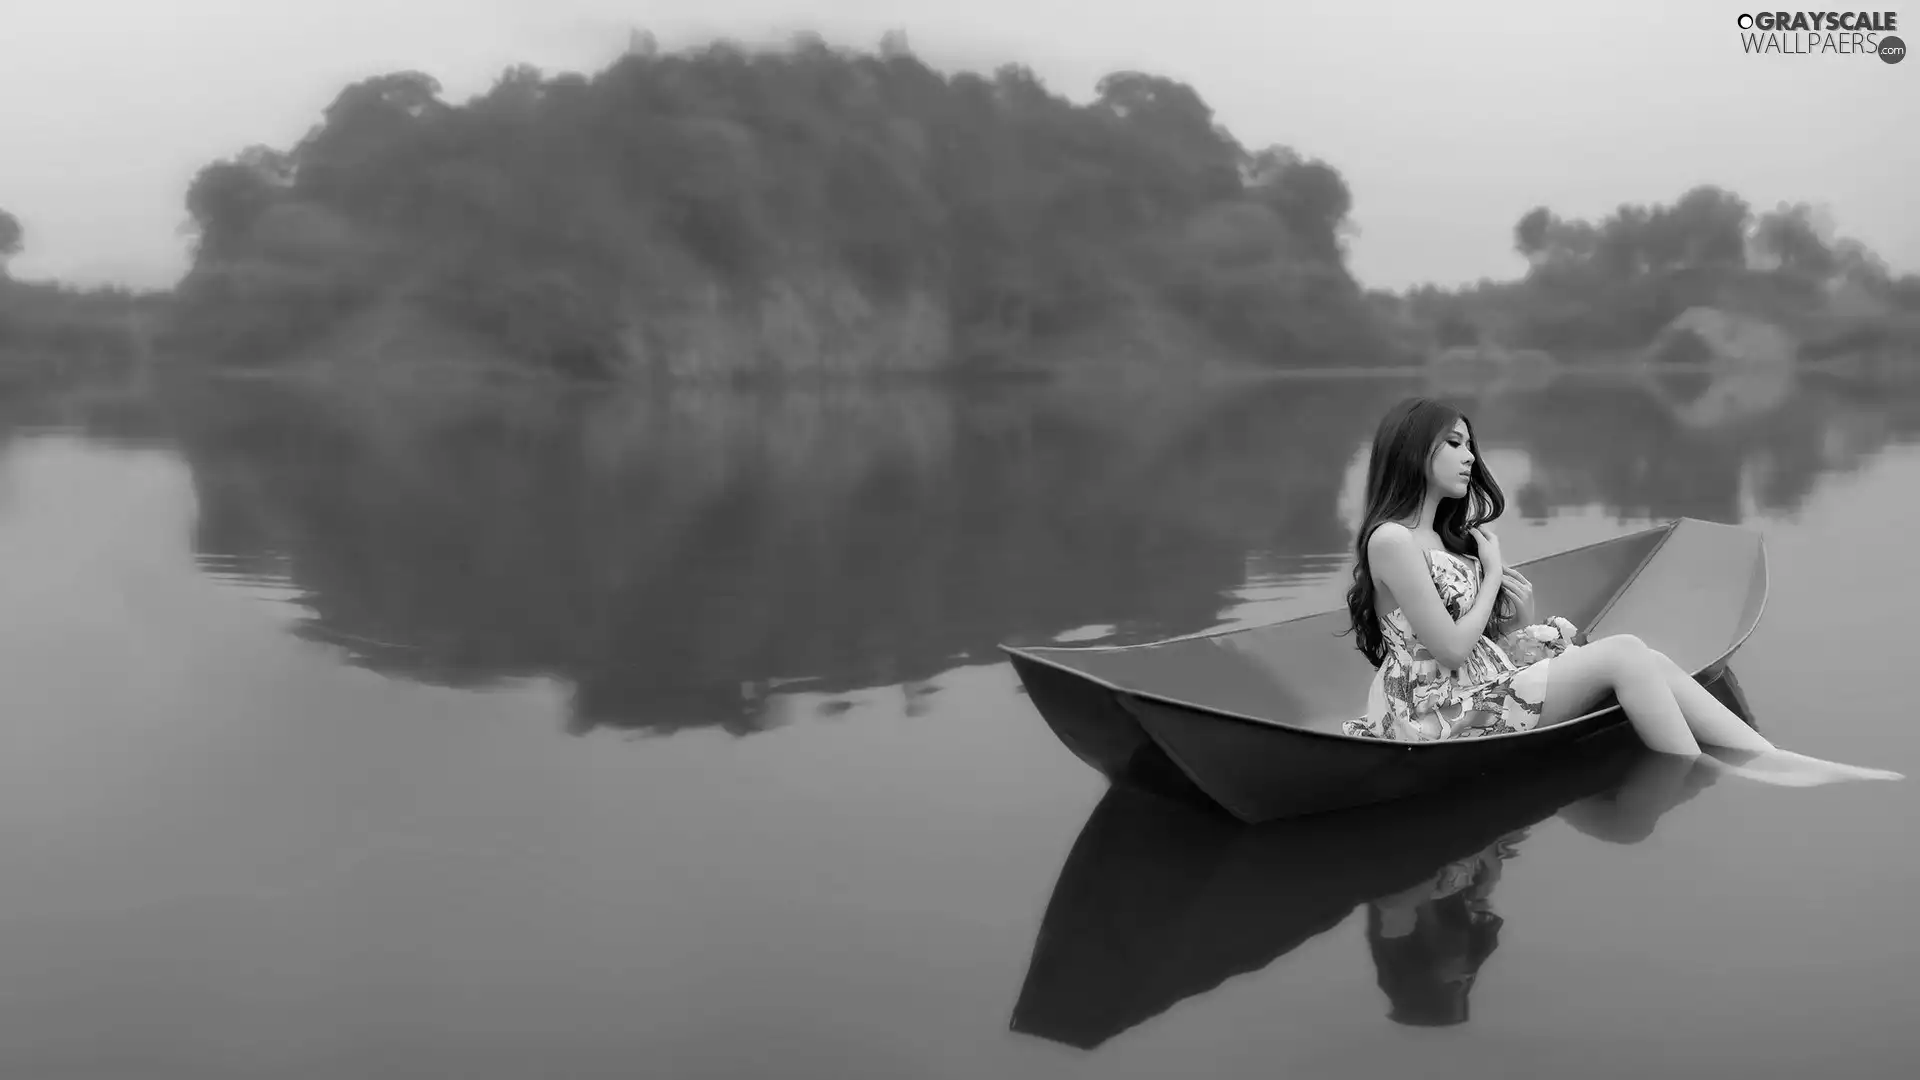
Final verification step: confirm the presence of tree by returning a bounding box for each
[1244,146,1353,263]
[290,70,448,214]
[1514,206,1551,260]
[1658,185,1750,268]
[0,208,20,271]
[1890,275,1920,312]
[1751,202,1836,281]
[1096,71,1242,207]
[1596,202,1654,277]
[185,146,292,258]
[1831,236,1892,293]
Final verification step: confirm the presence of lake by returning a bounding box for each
[1,363,1916,1078]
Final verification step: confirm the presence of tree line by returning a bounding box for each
[7,33,1918,378]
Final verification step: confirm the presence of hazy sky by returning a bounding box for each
[1,0,1913,291]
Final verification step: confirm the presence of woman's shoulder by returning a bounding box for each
[1366,520,1415,555]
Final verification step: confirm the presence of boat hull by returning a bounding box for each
[1005,650,1202,803]
[1119,687,1625,822]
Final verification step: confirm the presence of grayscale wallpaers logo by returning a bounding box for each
[1736,10,1904,60]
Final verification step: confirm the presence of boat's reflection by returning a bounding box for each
[1009,669,1751,1047]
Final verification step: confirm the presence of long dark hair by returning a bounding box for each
[1343,397,1507,666]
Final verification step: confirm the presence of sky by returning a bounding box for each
[0,0,1913,292]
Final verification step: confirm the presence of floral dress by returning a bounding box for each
[1344,548,1578,742]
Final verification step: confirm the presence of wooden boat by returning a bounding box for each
[1001,517,1767,823]
[1009,671,1751,1047]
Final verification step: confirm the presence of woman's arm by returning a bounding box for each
[1369,524,1504,669]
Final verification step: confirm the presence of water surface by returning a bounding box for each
[1,365,1916,1078]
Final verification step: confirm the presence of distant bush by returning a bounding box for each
[1400,187,1920,357]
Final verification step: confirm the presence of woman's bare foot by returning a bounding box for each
[1700,747,1905,787]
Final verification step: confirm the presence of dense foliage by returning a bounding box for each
[171,33,1386,376]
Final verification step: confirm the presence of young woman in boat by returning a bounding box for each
[1342,396,1900,786]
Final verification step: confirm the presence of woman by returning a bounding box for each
[1342,397,1900,786]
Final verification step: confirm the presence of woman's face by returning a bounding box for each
[1428,419,1475,500]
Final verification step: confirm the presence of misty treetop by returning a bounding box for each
[174,34,1385,377]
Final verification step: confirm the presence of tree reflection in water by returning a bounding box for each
[26,363,1920,738]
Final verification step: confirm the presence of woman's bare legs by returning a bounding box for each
[1539,635,1699,755]
[1540,635,1903,786]
[1646,646,1903,782]
[1643,648,1773,752]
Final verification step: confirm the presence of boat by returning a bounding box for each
[1000,517,1768,823]
[1008,672,1751,1047]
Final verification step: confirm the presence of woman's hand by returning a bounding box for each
[1470,525,1504,581]
[1501,566,1535,625]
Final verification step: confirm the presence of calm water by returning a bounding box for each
[2,364,1917,1078]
